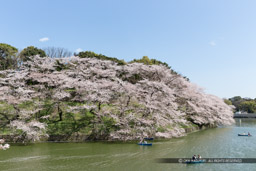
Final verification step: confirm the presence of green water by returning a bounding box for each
[1,119,256,171]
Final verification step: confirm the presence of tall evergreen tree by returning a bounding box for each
[0,43,18,70]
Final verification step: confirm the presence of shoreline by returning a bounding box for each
[0,124,217,143]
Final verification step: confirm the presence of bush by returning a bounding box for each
[77,51,126,65]
[130,56,170,68]
[19,46,46,61]
[0,43,18,70]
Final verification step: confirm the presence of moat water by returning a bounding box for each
[1,119,255,171]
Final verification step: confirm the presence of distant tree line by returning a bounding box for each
[0,43,186,79]
[227,96,256,113]
[0,43,72,70]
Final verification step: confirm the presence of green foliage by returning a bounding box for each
[0,101,16,113]
[102,116,116,130]
[224,99,232,105]
[47,122,74,135]
[19,46,46,61]
[0,73,6,78]
[0,101,17,130]
[64,88,76,92]
[0,127,12,135]
[77,51,126,65]
[65,101,83,106]
[123,73,143,84]
[18,100,34,109]
[84,111,95,121]
[239,100,256,113]
[229,96,256,113]
[129,56,190,80]
[0,43,18,70]
[0,43,17,58]
[129,120,136,128]
[46,110,77,135]
[230,96,242,102]
[93,117,116,136]
[179,123,190,128]
[130,56,170,68]
[178,105,187,112]
[157,126,166,133]
[132,56,152,65]
[54,60,69,71]
[44,104,97,136]
[26,79,39,85]
[179,123,198,129]
[37,100,55,120]
[229,96,242,108]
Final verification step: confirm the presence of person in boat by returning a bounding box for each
[192,155,196,161]
[248,132,251,136]
[139,138,143,144]
[139,138,148,144]
[198,155,201,160]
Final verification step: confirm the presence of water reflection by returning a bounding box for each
[234,118,256,127]
[1,119,256,171]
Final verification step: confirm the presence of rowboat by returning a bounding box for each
[137,143,152,146]
[238,133,252,136]
[185,160,205,164]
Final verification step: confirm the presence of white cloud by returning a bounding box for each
[209,41,216,46]
[39,37,49,42]
[76,48,83,53]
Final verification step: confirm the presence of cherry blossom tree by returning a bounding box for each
[0,55,234,141]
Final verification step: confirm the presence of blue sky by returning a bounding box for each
[1,0,256,98]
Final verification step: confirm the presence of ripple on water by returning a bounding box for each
[3,119,256,171]
[53,154,107,160]
[0,155,50,163]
